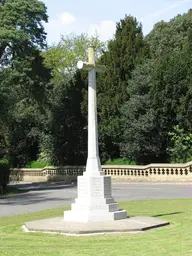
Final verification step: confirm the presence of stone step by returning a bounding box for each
[71,202,119,212]
[64,209,127,222]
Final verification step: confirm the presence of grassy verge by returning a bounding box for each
[0,199,191,256]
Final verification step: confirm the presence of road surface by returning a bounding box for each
[0,183,191,216]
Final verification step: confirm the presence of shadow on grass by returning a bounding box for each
[153,212,183,217]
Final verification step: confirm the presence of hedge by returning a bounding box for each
[0,158,10,194]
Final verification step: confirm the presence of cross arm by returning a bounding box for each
[77,60,106,73]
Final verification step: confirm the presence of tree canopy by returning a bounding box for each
[0,2,191,166]
[121,9,192,163]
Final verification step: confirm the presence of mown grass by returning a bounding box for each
[0,199,191,256]
[25,161,52,168]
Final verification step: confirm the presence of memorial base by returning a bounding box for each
[64,174,127,223]
[23,216,170,236]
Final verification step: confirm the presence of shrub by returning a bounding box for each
[168,125,192,163]
[0,158,10,194]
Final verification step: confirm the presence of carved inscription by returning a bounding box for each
[77,176,112,199]
[89,177,103,197]
[78,177,89,197]
[104,177,111,197]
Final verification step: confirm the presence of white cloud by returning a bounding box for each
[88,20,116,41]
[59,12,76,25]
[47,12,76,29]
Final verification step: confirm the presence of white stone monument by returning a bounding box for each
[64,47,127,222]
[23,47,169,235]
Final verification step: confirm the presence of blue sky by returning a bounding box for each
[42,0,192,45]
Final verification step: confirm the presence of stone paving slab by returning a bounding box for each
[23,216,170,236]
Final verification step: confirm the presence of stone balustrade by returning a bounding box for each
[9,161,192,183]
[10,166,85,183]
[102,162,192,182]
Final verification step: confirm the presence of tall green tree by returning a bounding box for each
[97,15,149,162]
[121,10,192,164]
[0,0,47,61]
[120,59,163,164]
[0,0,49,166]
[49,71,87,165]
[150,26,192,162]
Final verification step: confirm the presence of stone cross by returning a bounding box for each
[64,47,127,223]
[77,47,105,176]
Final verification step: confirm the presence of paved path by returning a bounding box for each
[0,183,191,216]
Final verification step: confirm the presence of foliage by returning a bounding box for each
[146,10,192,58]
[0,3,192,166]
[42,33,105,84]
[0,0,50,167]
[40,34,105,166]
[97,15,149,162]
[120,59,163,164]
[104,158,136,165]
[0,0,48,55]
[149,24,192,163]
[121,10,192,164]
[37,151,52,163]
[0,157,10,193]
[4,51,51,167]
[48,71,87,165]
[168,125,192,163]
[0,199,192,255]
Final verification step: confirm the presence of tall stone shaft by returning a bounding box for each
[86,47,102,176]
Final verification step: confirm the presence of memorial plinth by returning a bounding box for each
[64,175,127,222]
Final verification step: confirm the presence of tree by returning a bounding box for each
[146,9,192,58]
[0,0,49,167]
[150,29,192,162]
[7,52,51,167]
[120,59,159,164]
[0,0,47,61]
[121,10,192,164]
[40,34,105,165]
[97,15,149,162]
[49,71,87,165]
[42,33,105,85]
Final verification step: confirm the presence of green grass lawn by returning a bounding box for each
[0,199,191,256]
